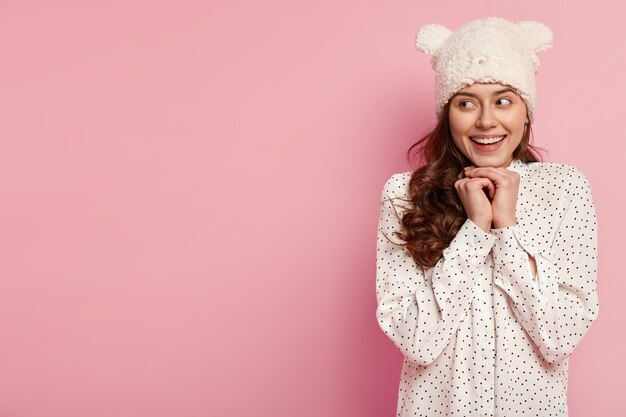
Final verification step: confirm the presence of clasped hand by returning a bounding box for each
[454,165,519,233]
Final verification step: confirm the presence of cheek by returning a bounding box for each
[448,110,473,134]
[503,107,528,129]
[449,127,474,151]
[501,116,527,135]
[447,117,464,145]
[450,134,464,151]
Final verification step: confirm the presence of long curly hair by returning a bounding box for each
[384,99,546,269]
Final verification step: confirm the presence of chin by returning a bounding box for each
[468,155,510,168]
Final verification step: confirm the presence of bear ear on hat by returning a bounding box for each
[515,21,553,53]
[415,23,452,56]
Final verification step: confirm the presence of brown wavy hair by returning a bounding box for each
[383,99,546,270]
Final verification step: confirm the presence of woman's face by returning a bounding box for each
[448,82,529,168]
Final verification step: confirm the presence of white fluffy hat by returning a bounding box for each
[415,16,553,123]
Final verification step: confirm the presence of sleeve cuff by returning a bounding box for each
[442,218,496,266]
[490,223,545,264]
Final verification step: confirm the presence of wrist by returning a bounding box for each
[468,217,492,234]
[492,217,518,229]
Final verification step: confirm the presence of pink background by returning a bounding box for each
[0,1,623,416]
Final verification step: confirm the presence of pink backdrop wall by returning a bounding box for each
[0,1,623,416]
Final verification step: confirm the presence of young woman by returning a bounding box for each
[375,17,599,416]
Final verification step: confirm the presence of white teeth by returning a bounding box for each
[470,135,505,144]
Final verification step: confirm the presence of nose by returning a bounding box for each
[476,107,497,128]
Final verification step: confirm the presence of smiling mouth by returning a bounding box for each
[470,135,506,145]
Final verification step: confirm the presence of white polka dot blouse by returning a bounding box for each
[375,158,599,416]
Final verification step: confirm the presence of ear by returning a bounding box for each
[415,23,452,56]
[515,21,553,53]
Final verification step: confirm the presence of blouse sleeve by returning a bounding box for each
[490,168,599,364]
[375,174,496,366]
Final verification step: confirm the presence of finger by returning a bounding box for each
[466,167,510,184]
[466,177,495,192]
[472,178,495,199]
[485,179,495,199]
[455,177,472,190]
[463,165,476,175]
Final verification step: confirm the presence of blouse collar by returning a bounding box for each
[505,158,528,181]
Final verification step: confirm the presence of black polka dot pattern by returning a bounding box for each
[375,158,599,416]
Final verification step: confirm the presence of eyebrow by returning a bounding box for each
[453,88,518,99]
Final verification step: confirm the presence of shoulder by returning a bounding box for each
[525,161,593,193]
[379,172,413,215]
[526,160,587,177]
[380,171,413,199]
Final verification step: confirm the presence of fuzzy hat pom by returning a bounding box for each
[515,21,554,53]
[415,23,452,56]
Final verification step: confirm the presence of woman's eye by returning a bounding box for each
[498,98,512,105]
[459,100,475,109]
